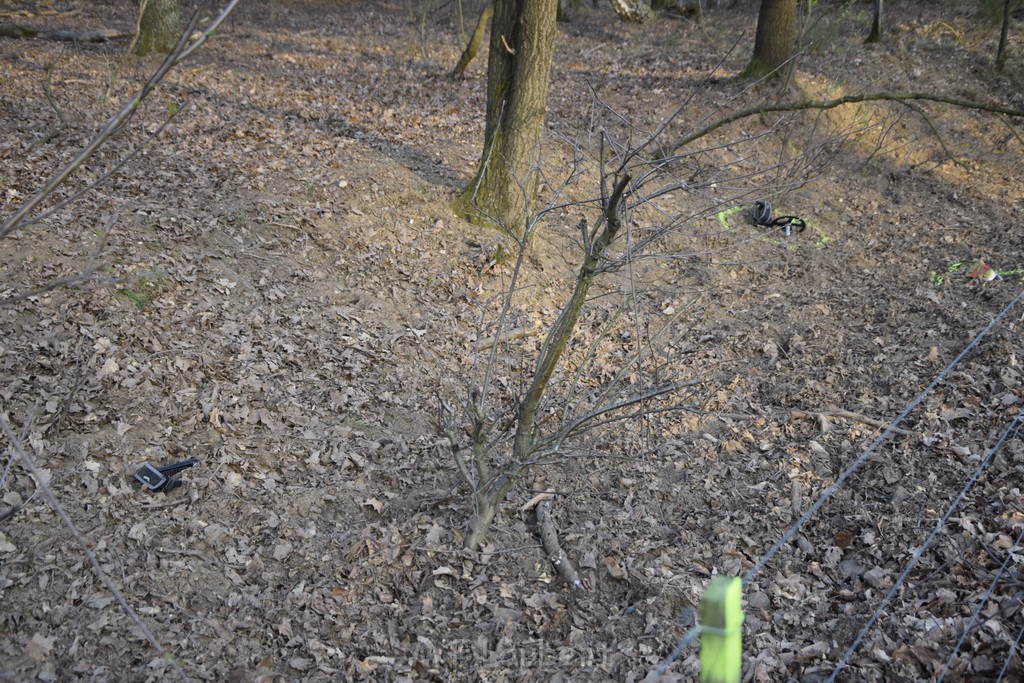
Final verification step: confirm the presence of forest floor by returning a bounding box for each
[2,0,1024,680]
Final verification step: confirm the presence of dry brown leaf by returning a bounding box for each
[604,556,627,580]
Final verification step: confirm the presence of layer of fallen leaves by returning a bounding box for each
[2,0,1024,680]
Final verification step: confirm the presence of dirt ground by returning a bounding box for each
[2,0,1024,680]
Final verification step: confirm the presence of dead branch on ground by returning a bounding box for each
[534,499,583,591]
[475,320,542,350]
[0,22,128,42]
[791,409,915,437]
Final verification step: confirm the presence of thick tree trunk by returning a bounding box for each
[997,0,1011,71]
[451,2,494,76]
[453,0,558,232]
[135,0,181,56]
[742,0,796,79]
[865,0,883,43]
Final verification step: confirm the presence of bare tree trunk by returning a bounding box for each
[742,0,796,79]
[135,0,181,56]
[997,0,1012,71]
[865,0,883,44]
[465,473,513,550]
[453,0,558,232]
[451,2,494,76]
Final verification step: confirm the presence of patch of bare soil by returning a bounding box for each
[2,0,1023,680]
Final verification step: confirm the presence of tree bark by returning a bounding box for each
[135,0,181,56]
[465,483,505,551]
[742,0,796,79]
[865,0,883,43]
[453,0,558,232]
[997,0,1011,71]
[451,2,494,76]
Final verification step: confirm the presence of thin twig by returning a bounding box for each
[897,100,966,168]
[1,0,241,236]
[0,415,190,682]
[1,212,120,306]
[660,91,1024,157]
[547,379,701,452]
[35,77,68,147]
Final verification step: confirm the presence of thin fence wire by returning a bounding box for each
[996,615,1024,681]
[827,410,1024,681]
[937,524,1024,682]
[743,288,1024,587]
[644,625,702,681]
[646,286,1024,679]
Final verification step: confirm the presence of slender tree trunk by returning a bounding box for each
[135,0,181,56]
[453,0,558,232]
[465,474,513,550]
[451,2,494,76]
[865,0,883,43]
[997,0,1012,71]
[741,0,796,79]
[460,175,631,550]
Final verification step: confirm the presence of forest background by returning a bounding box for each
[1,0,1023,680]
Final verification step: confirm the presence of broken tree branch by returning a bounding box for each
[791,409,914,437]
[450,1,492,77]
[535,499,583,591]
[0,22,128,42]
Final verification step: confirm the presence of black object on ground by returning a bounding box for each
[134,458,199,492]
[752,200,806,236]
